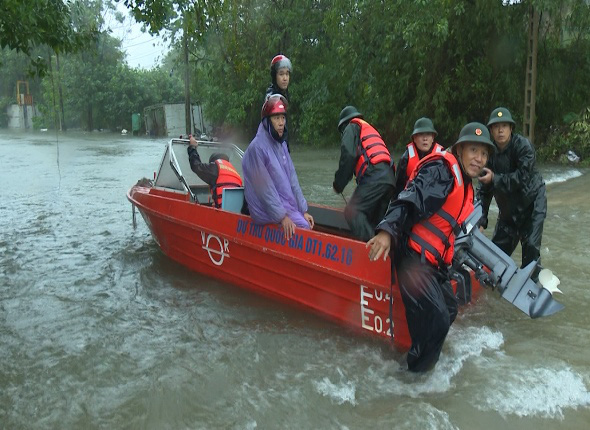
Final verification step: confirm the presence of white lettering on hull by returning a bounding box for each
[360,285,394,338]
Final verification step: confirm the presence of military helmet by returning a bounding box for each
[452,122,496,156]
[411,117,437,137]
[338,106,363,132]
[487,107,516,127]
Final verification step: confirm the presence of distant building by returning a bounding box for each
[143,103,211,137]
[7,80,40,130]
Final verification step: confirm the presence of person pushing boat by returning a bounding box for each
[368,122,495,372]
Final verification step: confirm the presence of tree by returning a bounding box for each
[0,0,98,75]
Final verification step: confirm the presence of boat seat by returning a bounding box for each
[222,187,245,213]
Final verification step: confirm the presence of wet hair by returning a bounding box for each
[209,153,230,163]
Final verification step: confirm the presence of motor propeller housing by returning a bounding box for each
[451,203,564,318]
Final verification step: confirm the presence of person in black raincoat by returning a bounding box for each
[265,54,292,151]
[187,135,243,208]
[333,106,395,242]
[367,122,495,372]
[477,107,547,280]
[393,117,444,200]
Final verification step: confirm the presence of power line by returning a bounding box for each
[123,38,161,48]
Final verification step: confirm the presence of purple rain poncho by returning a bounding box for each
[242,119,309,228]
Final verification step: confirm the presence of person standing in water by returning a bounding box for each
[367,122,495,372]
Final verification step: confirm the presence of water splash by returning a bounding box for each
[544,169,582,186]
[312,367,357,405]
[368,326,504,398]
[395,402,460,430]
[475,366,590,419]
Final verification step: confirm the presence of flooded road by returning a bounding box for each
[1,129,589,429]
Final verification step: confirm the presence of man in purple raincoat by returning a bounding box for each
[242,94,314,240]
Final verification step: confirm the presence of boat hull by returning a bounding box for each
[128,184,484,351]
[127,185,423,349]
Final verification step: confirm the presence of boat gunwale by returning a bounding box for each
[127,185,391,292]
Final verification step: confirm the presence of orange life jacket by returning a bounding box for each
[212,159,243,208]
[405,141,444,180]
[407,151,473,267]
[351,118,392,183]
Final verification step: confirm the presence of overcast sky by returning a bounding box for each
[105,4,170,70]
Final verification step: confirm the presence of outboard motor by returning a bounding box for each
[450,203,564,318]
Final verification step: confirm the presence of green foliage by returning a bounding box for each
[0,47,45,100]
[37,36,184,131]
[540,107,590,165]
[568,107,590,158]
[0,0,99,75]
[119,0,590,153]
[0,96,12,127]
[32,115,46,130]
[1,1,184,132]
[178,0,535,148]
[2,0,590,160]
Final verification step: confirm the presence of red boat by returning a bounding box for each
[127,139,563,352]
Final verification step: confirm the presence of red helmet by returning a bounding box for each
[261,94,288,119]
[270,54,292,73]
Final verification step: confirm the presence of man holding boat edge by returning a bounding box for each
[367,122,495,372]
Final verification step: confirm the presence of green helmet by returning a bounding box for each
[487,107,515,127]
[452,122,496,156]
[411,117,437,137]
[338,106,363,131]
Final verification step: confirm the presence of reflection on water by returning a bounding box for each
[1,130,589,429]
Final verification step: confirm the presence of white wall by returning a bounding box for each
[164,104,188,137]
[6,105,38,129]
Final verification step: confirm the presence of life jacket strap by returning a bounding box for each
[409,232,445,267]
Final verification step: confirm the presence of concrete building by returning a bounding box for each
[143,103,210,137]
[6,81,40,130]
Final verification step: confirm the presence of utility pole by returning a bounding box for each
[184,21,192,136]
[56,53,66,131]
[523,5,539,145]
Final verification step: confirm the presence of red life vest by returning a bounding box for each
[350,118,391,182]
[211,159,243,208]
[405,141,444,180]
[407,151,473,267]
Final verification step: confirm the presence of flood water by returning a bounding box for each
[1,129,590,429]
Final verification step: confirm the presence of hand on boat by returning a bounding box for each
[366,231,391,262]
[281,215,296,240]
[304,212,314,229]
[189,135,198,147]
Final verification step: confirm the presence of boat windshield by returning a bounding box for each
[154,138,244,192]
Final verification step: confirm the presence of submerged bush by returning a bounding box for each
[538,107,590,166]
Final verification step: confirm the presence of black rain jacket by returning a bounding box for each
[393,144,441,201]
[187,145,218,187]
[333,122,395,193]
[477,133,545,228]
[377,159,457,249]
